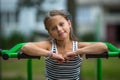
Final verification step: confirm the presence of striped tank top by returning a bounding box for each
[45,40,82,80]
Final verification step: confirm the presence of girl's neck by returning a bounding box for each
[55,39,72,48]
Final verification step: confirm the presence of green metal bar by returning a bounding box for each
[1,43,34,80]
[108,52,119,57]
[1,43,26,59]
[27,59,32,80]
[104,43,120,57]
[9,43,26,52]
[104,42,120,52]
[8,53,18,58]
[2,43,26,54]
[97,58,102,80]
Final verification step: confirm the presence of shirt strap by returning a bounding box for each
[73,41,78,51]
[51,40,57,53]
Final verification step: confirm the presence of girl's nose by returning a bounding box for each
[57,26,62,31]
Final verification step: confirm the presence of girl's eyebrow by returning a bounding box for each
[52,26,57,28]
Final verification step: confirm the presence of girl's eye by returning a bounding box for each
[59,22,64,27]
[51,26,57,31]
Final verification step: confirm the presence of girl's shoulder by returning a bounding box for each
[30,40,52,50]
[78,42,91,48]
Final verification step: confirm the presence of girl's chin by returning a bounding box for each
[57,36,68,40]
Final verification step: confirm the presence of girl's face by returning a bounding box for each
[46,15,71,40]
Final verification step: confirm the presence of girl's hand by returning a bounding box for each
[64,51,77,61]
[51,53,65,63]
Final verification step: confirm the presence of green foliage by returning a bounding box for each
[81,33,96,42]
[1,32,30,49]
[2,76,25,80]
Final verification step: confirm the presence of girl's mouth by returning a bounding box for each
[58,32,64,36]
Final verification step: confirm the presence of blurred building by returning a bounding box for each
[0,0,19,37]
[0,0,67,39]
[0,0,120,45]
[76,0,120,46]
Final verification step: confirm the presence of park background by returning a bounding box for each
[0,0,120,80]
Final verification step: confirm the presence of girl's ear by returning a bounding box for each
[68,20,71,27]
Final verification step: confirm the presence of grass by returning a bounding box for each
[1,57,120,80]
[81,58,120,80]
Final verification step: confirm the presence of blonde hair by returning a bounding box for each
[44,10,78,41]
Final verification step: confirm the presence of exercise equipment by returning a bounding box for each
[0,42,120,80]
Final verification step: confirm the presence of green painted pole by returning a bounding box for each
[27,59,32,80]
[95,14,102,80]
[97,58,102,80]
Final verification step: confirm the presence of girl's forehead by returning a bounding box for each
[49,15,65,22]
[46,15,66,27]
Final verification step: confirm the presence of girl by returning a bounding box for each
[21,10,108,80]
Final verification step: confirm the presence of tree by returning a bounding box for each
[67,0,77,35]
[18,0,43,7]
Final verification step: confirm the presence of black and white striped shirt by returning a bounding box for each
[45,40,82,80]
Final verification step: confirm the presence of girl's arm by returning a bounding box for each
[21,41,51,57]
[76,42,108,55]
[64,42,108,61]
[21,41,64,62]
